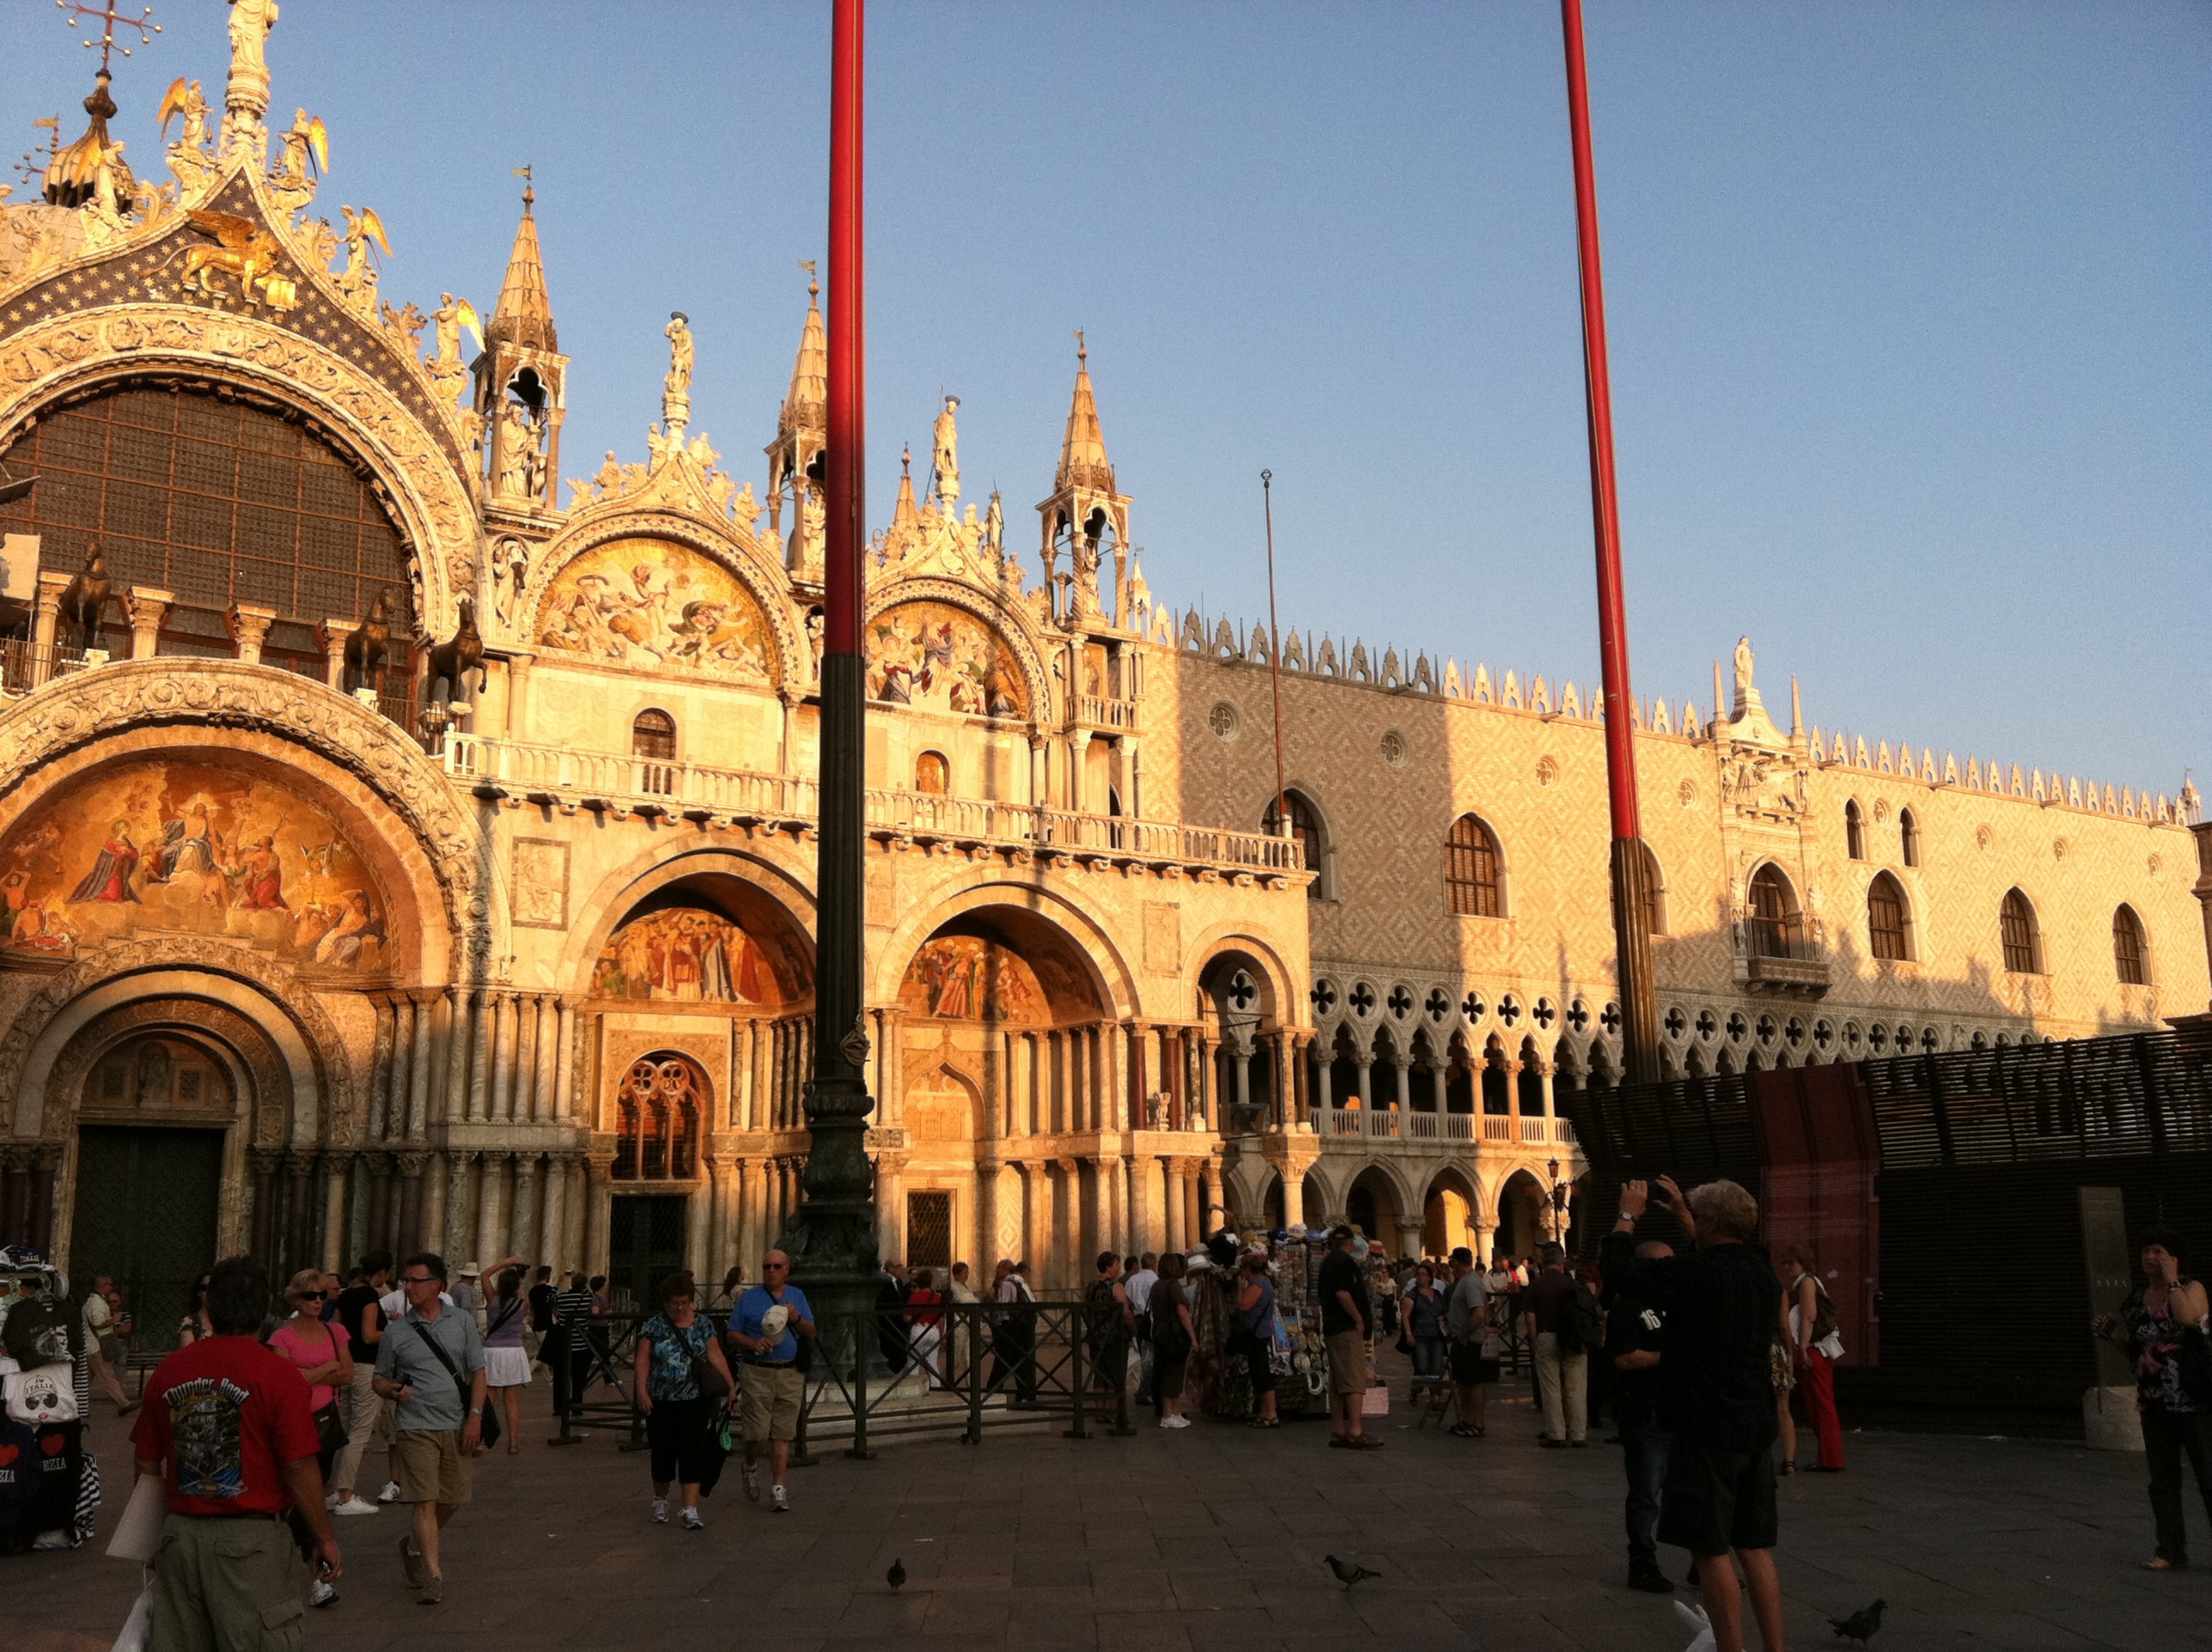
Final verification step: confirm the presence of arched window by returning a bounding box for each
[1845,800,1865,861]
[611,1054,706,1180]
[631,709,678,795]
[1747,865,1801,957]
[915,750,949,795]
[1262,789,1327,900]
[2113,905,2148,985]
[1445,814,1502,918]
[1867,872,1910,962]
[1999,888,2039,974]
[1900,807,1921,868]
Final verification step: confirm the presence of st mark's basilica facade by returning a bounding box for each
[1,24,2204,1320]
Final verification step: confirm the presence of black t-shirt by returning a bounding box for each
[1317,1250,1369,1337]
[526,1282,556,1333]
[334,1284,382,1363]
[1601,1232,1780,1452]
[1604,1293,1665,1418]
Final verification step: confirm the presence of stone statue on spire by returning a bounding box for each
[931,394,961,507]
[224,0,280,154]
[662,311,694,434]
[1732,635,1755,716]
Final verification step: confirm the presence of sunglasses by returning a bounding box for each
[297,1291,326,1302]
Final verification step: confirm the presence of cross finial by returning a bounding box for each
[57,1,160,76]
[800,257,818,298]
[1074,327,1086,364]
[511,162,534,207]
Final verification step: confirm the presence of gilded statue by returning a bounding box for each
[272,108,326,190]
[429,293,480,366]
[983,489,1003,559]
[932,394,961,505]
[157,79,212,152]
[170,210,285,303]
[335,204,388,308]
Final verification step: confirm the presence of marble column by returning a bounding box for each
[476,1152,508,1267]
[488,993,516,1123]
[511,1155,541,1263]
[583,1157,614,1279]
[396,1152,428,1255]
[226,601,278,665]
[407,990,436,1137]
[439,988,470,1124]
[445,1151,476,1261]
[126,587,173,659]
[688,1157,715,1278]
[466,989,495,1122]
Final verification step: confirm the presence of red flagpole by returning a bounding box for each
[1561,0,1659,1087]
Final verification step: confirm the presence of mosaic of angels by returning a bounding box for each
[537,537,776,686]
[0,763,389,971]
[899,935,1048,1025]
[591,907,784,1005]
[866,602,1026,721]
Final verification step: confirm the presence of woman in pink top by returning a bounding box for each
[269,1266,353,1418]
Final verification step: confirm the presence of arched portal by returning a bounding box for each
[1423,1167,1479,1260]
[1346,1165,1404,1256]
[1493,1169,1551,1263]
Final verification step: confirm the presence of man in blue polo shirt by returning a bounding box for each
[724,1249,813,1514]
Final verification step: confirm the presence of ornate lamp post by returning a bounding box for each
[1546,1156,1571,1248]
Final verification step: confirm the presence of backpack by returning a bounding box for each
[1558,1281,1605,1356]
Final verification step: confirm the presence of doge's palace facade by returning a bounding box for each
[1,27,2202,1325]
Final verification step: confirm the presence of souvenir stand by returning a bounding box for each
[0,1248,100,1554]
[1189,1229,1332,1420]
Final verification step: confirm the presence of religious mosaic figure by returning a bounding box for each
[900,935,1043,1024]
[536,539,773,685]
[864,602,1025,720]
[591,908,771,1003]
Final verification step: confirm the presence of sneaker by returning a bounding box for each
[1162,1415,1191,1429]
[680,1506,704,1531]
[770,1485,788,1514]
[741,1461,761,1502]
[1628,1567,1675,1594]
[650,1497,670,1525]
[324,1491,340,1510]
[331,1496,380,1518]
[377,1480,402,1504]
[419,1576,443,1607]
[398,1536,427,1590]
[310,1579,339,1609]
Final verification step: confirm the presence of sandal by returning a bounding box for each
[506,1441,521,1456]
[2142,1556,2183,1571]
[1780,1462,1796,1476]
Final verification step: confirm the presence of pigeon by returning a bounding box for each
[1325,1555,1379,1590]
[886,1558,907,1592]
[1829,1600,1885,1646]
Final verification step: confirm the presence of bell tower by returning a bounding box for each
[1035,333,1131,627]
[766,265,828,578]
[472,177,566,522]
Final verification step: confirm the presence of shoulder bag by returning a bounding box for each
[687,1321,730,1402]
[408,1318,497,1449]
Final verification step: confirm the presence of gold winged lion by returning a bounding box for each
[173,210,286,303]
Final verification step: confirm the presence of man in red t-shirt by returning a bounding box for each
[131,1256,342,1648]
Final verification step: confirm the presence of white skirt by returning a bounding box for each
[484,1346,533,1388]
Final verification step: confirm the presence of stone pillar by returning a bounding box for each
[1355,1044,1373,1108]
[1182,1161,1202,1250]
[1430,1057,1448,1112]
[505,652,534,734]
[551,997,575,1120]
[1395,1216,1425,1263]
[322,1152,350,1272]
[511,1155,541,1264]
[1068,731,1092,813]
[396,1152,428,1255]
[1537,1062,1556,1122]
[487,992,515,1123]
[466,989,495,1123]
[1233,1039,1253,1122]
[445,1151,476,1262]
[227,602,278,665]
[583,1156,615,1279]
[1474,1218,1498,1267]
[1391,1057,1412,1115]
[31,570,68,685]
[476,1152,507,1267]
[124,587,173,659]
[778,692,800,776]
[439,987,471,1124]
[1122,735,1141,818]
[1201,1160,1225,1240]
[538,1156,567,1274]
[319,619,360,689]
[1028,737,1048,809]
[689,1157,715,1279]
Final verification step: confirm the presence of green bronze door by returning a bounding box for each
[70,1126,226,1354]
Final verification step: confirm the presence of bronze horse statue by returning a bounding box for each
[57,546,111,653]
[342,588,392,694]
[426,596,484,705]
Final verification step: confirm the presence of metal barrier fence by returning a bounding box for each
[536,1302,1144,1458]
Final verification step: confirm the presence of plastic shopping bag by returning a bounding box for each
[111,1576,152,1652]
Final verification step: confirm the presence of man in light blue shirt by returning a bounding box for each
[371,1252,485,1603]
[724,1249,813,1513]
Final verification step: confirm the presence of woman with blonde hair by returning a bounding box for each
[267,1265,350,1604]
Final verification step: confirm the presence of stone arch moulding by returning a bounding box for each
[1422,1162,1489,1226]
[52,996,278,1136]
[0,664,474,975]
[1183,925,1307,1031]
[523,509,805,693]
[869,877,1138,1024]
[1340,1157,1424,1224]
[4,954,351,1144]
[0,309,480,632]
[558,843,820,993]
[861,577,1056,732]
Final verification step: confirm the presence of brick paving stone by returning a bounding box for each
[3,1377,2208,1649]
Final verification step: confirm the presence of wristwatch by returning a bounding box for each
[1618,1210,1636,1224]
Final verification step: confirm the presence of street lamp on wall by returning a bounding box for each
[1546,1156,1570,1247]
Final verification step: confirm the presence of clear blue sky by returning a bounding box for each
[7,2,2204,794]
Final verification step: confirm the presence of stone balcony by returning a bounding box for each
[1307,1105,1577,1150]
[442,733,1309,884]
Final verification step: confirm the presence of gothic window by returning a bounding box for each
[632,709,677,795]
[1445,814,1502,918]
[916,750,949,795]
[1900,807,1921,868]
[1999,888,2040,974]
[1845,800,1865,861]
[611,1054,706,1180]
[2113,904,2147,985]
[1867,872,1910,962]
[1262,789,1327,899]
[0,381,417,689]
[1747,865,1801,958]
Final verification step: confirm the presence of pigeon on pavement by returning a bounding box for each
[1829,1600,1885,1646]
[887,1558,907,1592]
[1325,1555,1379,1590]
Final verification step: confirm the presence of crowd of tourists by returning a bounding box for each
[10,1195,2207,1649]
